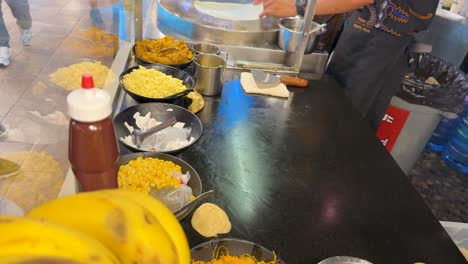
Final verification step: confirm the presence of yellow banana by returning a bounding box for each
[28,190,183,264]
[88,191,180,264]
[0,255,83,264]
[0,216,118,264]
[101,189,190,264]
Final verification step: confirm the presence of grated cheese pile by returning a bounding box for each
[0,151,64,212]
[64,26,118,58]
[49,61,114,90]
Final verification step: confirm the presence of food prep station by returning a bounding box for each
[156,0,329,76]
[0,0,465,263]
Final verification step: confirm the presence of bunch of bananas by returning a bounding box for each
[0,189,190,264]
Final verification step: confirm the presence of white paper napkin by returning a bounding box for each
[240,72,290,98]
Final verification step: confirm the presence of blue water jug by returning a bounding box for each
[442,97,468,173]
[426,115,459,152]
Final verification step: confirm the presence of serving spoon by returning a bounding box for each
[174,190,215,216]
[159,46,177,52]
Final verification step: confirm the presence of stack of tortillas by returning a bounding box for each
[240,72,290,98]
[191,203,231,237]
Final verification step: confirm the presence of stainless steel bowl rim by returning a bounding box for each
[192,238,271,250]
[191,238,285,263]
[278,17,323,35]
[194,54,226,69]
[317,256,373,264]
[192,43,221,55]
[158,0,280,33]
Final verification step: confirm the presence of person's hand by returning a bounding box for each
[253,0,297,18]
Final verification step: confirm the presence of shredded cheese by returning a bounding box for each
[121,66,186,98]
[192,247,278,264]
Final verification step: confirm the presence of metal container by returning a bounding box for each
[158,0,280,46]
[318,256,373,264]
[192,43,220,55]
[193,54,226,96]
[191,238,286,264]
[278,17,327,54]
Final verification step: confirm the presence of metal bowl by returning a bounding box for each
[120,64,195,104]
[114,103,203,154]
[318,256,373,264]
[118,152,202,220]
[192,43,221,56]
[277,17,326,54]
[132,44,193,69]
[191,238,285,263]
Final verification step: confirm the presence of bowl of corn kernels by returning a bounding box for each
[118,152,202,221]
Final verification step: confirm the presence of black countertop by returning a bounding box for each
[171,77,466,264]
[117,75,466,263]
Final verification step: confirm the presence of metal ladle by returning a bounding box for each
[131,117,177,148]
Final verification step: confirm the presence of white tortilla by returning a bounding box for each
[240,72,290,98]
[193,1,262,21]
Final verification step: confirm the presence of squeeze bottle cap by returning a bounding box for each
[81,74,94,89]
[67,74,112,122]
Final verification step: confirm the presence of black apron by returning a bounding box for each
[327,1,439,129]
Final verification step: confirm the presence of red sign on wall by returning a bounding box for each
[376,105,410,152]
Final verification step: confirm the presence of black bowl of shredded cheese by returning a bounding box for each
[191,238,285,264]
[119,64,195,104]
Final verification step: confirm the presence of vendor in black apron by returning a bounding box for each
[255,0,439,129]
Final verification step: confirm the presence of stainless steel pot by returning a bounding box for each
[278,17,327,54]
[192,43,221,55]
[193,54,227,96]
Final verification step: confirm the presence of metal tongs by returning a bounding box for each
[131,117,177,148]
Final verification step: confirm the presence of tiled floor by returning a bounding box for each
[0,0,117,210]
[409,150,468,223]
[0,0,466,225]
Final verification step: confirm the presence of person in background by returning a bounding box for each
[254,0,439,129]
[0,0,32,66]
[89,0,132,34]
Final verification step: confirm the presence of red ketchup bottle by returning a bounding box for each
[67,74,118,191]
